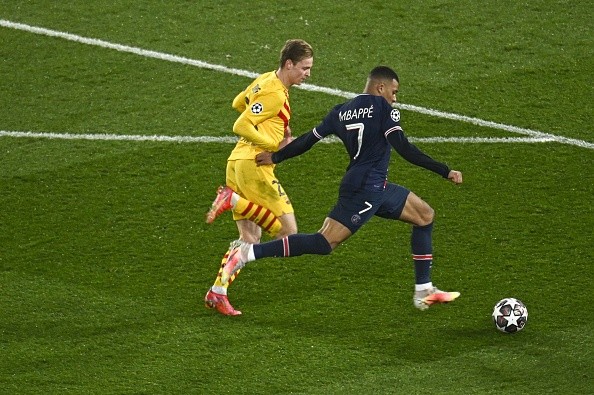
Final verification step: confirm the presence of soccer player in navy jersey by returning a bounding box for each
[222,66,463,311]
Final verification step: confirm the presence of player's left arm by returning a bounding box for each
[256,128,322,165]
[387,128,462,184]
[256,109,337,166]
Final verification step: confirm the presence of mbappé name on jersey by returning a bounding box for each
[272,94,450,193]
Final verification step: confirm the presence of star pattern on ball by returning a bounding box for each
[506,311,521,327]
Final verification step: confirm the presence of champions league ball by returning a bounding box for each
[492,298,528,333]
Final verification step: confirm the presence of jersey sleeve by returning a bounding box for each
[271,108,338,163]
[232,91,284,151]
[386,127,450,178]
[271,129,321,163]
[232,89,248,113]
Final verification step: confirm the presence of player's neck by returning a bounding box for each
[275,69,292,89]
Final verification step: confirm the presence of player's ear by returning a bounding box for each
[376,82,385,94]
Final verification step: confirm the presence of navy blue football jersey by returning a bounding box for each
[313,94,402,192]
[272,94,449,191]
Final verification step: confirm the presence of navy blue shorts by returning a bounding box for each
[328,183,411,234]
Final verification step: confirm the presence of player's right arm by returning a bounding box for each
[233,115,278,151]
[386,128,462,183]
[386,129,450,177]
[232,89,247,113]
[232,92,283,152]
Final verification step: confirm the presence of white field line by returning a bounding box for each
[0,130,559,145]
[1,19,593,150]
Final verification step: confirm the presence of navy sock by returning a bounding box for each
[411,222,433,285]
[253,233,332,259]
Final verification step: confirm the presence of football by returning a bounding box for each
[492,298,528,333]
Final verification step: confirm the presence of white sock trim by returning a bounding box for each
[211,285,226,295]
[247,245,255,261]
[230,192,240,208]
[415,282,433,292]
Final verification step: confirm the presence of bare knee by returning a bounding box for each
[318,217,352,250]
[418,205,435,226]
[401,193,435,226]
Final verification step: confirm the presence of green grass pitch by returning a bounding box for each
[1,1,592,394]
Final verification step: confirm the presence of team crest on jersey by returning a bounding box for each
[390,109,401,122]
[251,102,264,114]
[252,84,261,94]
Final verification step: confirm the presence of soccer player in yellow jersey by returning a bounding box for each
[204,39,314,315]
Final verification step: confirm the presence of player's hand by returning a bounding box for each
[278,125,294,150]
[448,170,463,184]
[256,151,274,166]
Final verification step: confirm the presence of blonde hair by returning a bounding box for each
[279,39,313,68]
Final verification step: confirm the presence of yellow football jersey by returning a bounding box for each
[228,71,290,160]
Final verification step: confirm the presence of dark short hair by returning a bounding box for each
[279,39,314,68]
[369,66,399,83]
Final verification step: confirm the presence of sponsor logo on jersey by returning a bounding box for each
[390,109,400,122]
[251,103,264,114]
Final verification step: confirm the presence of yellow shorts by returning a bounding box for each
[226,159,293,220]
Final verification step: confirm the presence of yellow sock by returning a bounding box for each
[213,250,240,289]
[233,197,282,237]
